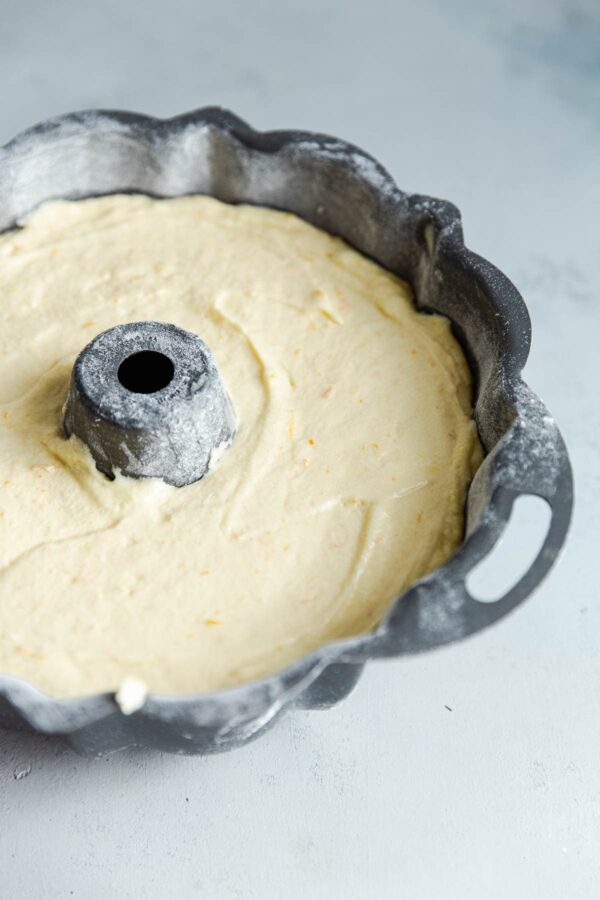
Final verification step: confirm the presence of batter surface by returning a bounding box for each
[0,195,482,697]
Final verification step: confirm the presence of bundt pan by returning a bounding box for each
[0,108,573,756]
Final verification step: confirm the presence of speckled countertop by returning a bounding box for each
[0,0,598,897]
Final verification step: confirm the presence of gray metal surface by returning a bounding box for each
[0,108,572,755]
[64,321,237,486]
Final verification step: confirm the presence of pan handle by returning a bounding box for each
[338,383,573,662]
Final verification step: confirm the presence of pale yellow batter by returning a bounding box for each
[0,195,482,697]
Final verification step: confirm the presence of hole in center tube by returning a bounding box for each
[466,495,552,603]
[118,351,175,394]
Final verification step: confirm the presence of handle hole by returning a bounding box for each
[466,495,551,603]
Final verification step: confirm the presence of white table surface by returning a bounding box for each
[1,1,598,897]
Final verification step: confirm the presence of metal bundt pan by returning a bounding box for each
[0,108,573,755]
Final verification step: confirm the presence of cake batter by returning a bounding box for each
[0,195,482,696]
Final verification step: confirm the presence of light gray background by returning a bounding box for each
[0,0,598,897]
